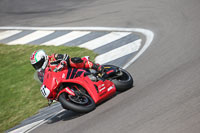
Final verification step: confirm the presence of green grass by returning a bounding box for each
[0,44,97,133]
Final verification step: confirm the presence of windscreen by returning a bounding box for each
[34,70,44,84]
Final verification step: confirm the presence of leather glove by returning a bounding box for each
[53,60,67,72]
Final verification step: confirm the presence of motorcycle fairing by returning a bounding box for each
[41,66,116,104]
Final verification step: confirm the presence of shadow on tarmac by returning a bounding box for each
[47,110,85,124]
[46,87,133,124]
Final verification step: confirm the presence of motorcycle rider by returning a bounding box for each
[30,49,104,74]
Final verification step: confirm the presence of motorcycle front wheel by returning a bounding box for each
[58,88,96,113]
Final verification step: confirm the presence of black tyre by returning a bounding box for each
[58,91,96,113]
[103,65,134,92]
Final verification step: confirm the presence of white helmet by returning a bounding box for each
[30,50,48,71]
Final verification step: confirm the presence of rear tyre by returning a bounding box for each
[103,65,133,92]
[58,90,96,113]
[112,68,133,91]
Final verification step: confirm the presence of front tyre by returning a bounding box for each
[58,92,96,113]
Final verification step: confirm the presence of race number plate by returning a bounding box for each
[40,85,50,98]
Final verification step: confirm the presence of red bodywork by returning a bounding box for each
[40,65,116,104]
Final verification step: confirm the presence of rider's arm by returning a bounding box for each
[53,54,70,72]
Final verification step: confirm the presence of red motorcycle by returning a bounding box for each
[35,64,133,113]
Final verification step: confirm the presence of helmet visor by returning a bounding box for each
[32,57,45,70]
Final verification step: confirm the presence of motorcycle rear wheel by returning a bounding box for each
[59,89,96,113]
[103,65,134,92]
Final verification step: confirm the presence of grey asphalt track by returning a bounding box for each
[1,0,200,133]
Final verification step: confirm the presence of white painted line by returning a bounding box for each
[0,27,151,33]
[42,31,91,46]
[95,39,141,64]
[79,32,131,50]
[8,120,44,133]
[0,30,21,40]
[8,109,65,133]
[25,109,65,133]
[122,29,154,69]
[7,31,55,45]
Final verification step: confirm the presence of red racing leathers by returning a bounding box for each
[47,53,103,73]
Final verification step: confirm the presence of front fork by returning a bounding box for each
[48,99,53,106]
[48,85,77,106]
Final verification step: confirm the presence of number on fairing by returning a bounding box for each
[40,85,50,98]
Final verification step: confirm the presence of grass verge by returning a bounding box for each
[0,44,97,133]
